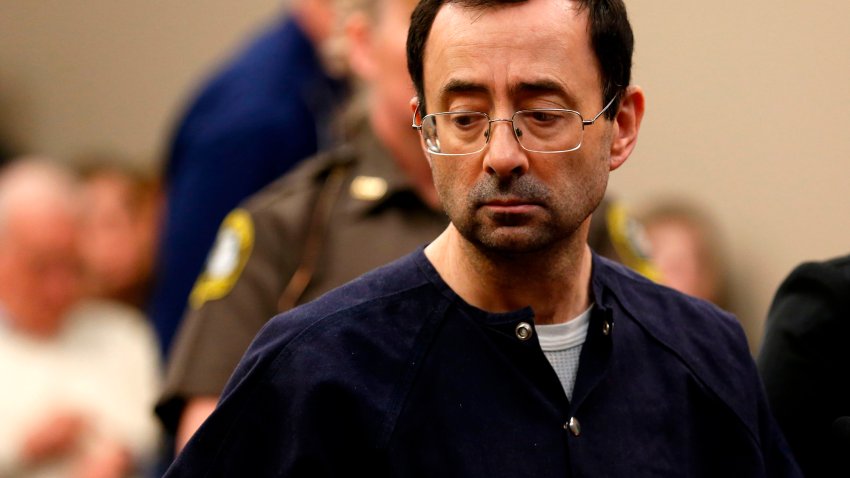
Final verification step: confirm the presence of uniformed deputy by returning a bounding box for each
[157,0,443,450]
[150,0,349,357]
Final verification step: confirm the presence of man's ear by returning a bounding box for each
[608,85,645,172]
[410,96,434,166]
[345,11,376,81]
[409,96,421,122]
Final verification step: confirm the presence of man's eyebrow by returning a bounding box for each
[509,80,571,99]
[440,79,489,99]
[438,78,576,106]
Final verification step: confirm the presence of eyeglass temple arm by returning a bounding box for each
[582,95,619,126]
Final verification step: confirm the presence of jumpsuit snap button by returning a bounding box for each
[566,416,581,437]
[602,321,612,336]
[515,322,533,341]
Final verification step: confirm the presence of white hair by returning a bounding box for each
[0,156,81,235]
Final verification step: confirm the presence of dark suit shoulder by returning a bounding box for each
[762,254,850,348]
[778,255,850,307]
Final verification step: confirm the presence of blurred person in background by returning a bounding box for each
[758,255,850,477]
[639,198,729,309]
[157,0,445,452]
[75,152,163,310]
[0,158,161,478]
[150,0,349,356]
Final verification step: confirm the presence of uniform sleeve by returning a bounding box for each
[155,204,302,433]
[757,260,850,476]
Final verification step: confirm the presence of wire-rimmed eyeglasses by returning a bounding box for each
[411,96,617,156]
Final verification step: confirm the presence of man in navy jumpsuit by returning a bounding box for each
[165,1,801,476]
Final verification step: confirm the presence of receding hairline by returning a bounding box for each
[408,0,633,120]
[423,2,595,110]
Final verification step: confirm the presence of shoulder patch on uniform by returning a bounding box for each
[189,209,255,309]
[605,202,662,283]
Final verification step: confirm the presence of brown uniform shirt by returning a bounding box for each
[156,130,448,431]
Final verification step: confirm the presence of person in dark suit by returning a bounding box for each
[758,254,850,477]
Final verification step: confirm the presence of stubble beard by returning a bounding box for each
[439,172,605,258]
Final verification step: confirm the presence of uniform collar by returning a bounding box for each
[341,127,424,217]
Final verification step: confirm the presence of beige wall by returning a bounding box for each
[1,1,848,351]
[0,0,283,161]
[614,1,850,350]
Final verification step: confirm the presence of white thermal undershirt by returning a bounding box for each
[536,305,592,401]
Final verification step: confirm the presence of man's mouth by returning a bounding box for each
[481,198,542,214]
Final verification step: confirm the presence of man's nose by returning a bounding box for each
[482,120,529,179]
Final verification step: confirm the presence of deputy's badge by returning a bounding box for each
[350,175,388,201]
[189,209,254,309]
[606,202,662,283]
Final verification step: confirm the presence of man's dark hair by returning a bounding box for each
[406,0,633,119]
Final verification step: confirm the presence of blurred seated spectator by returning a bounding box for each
[758,255,850,477]
[75,152,163,309]
[639,198,729,309]
[0,158,161,478]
